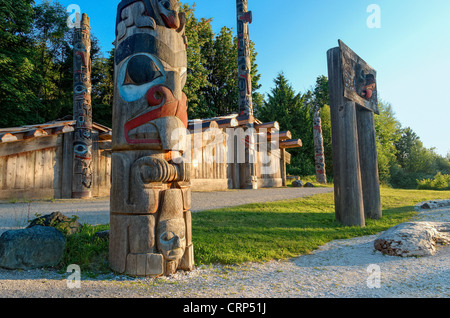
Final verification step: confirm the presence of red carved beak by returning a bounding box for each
[161,13,179,29]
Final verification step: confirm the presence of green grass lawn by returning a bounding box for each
[61,188,450,274]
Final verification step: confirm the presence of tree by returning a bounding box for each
[91,49,115,127]
[181,3,213,119]
[0,0,43,127]
[374,100,402,183]
[258,73,314,176]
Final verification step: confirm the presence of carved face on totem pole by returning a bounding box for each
[339,40,379,114]
[114,0,188,150]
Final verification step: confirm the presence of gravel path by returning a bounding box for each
[0,191,449,299]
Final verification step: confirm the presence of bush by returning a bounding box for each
[389,165,432,189]
[417,173,450,190]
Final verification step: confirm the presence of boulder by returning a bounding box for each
[27,212,83,235]
[419,200,450,210]
[374,222,450,257]
[0,226,66,270]
[291,180,304,188]
[304,182,315,188]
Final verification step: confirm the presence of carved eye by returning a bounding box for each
[162,1,170,10]
[123,55,162,86]
[118,53,166,102]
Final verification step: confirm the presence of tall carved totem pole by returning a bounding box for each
[236,0,253,117]
[236,0,257,189]
[110,0,194,277]
[72,13,93,199]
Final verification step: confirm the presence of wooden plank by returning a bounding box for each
[34,149,45,189]
[5,155,17,190]
[61,132,74,198]
[25,151,36,189]
[43,148,54,189]
[339,40,379,114]
[0,157,5,189]
[53,140,63,198]
[105,151,111,190]
[0,134,59,157]
[14,153,26,189]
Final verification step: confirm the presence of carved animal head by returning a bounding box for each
[156,0,180,29]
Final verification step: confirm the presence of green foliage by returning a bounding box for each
[257,73,314,176]
[417,173,450,190]
[374,101,402,183]
[59,223,110,275]
[0,0,104,128]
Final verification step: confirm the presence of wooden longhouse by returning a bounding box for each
[0,115,301,200]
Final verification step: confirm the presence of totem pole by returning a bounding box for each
[236,0,257,189]
[313,107,327,184]
[327,40,382,227]
[236,0,253,117]
[109,0,194,277]
[72,13,93,199]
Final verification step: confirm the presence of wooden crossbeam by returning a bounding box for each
[0,133,18,143]
[254,121,280,131]
[280,139,303,149]
[23,129,48,140]
[188,120,219,131]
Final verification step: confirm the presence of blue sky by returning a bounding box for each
[39,0,450,157]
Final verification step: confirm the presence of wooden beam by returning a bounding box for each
[254,121,279,131]
[279,139,303,149]
[214,118,239,129]
[188,120,219,131]
[236,114,255,126]
[52,125,74,135]
[0,133,18,143]
[99,131,112,140]
[23,129,48,140]
[268,131,292,141]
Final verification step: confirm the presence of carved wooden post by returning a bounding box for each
[236,0,253,117]
[236,0,257,189]
[72,13,93,199]
[327,40,382,227]
[313,106,327,184]
[110,0,194,277]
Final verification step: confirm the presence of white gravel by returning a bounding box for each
[0,196,448,299]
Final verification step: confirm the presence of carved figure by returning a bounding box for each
[109,0,193,277]
[73,13,93,198]
[236,0,253,117]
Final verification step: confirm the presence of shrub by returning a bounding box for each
[417,172,450,190]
